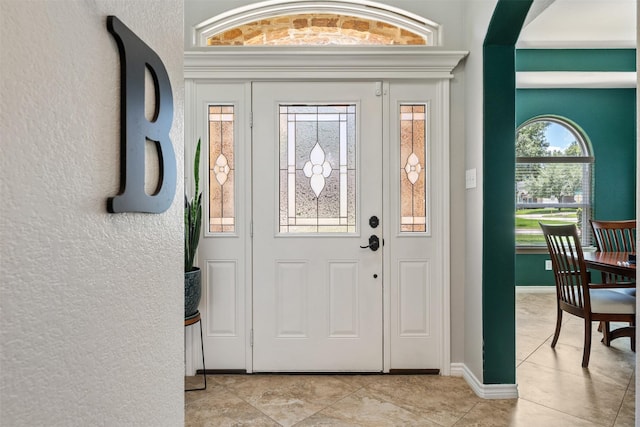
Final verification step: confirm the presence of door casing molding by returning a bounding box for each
[184,47,467,375]
[185,47,467,80]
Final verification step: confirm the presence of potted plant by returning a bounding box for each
[184,138,202,319]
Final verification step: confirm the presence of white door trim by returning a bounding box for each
[185,47,466,375]
[185,47,467,80]
[439,78,452,376]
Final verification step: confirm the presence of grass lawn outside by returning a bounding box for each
[516,207,578,246]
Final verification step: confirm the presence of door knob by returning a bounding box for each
[360,235,380,251]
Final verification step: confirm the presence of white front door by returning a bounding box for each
[252,81,384,371]
[190,78,449,374]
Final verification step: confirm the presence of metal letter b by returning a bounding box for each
[107,16,177,214]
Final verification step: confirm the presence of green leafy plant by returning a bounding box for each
[185,139,202,272]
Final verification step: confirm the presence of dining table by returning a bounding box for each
[583,251,636,280]
[583,251,636,348]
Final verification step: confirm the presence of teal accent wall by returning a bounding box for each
[515,254,555,285]
[516,252,610,286]
[515,89,637,287]
[516,49,636,72]
[482,0,532,386]
[517,89,636,218]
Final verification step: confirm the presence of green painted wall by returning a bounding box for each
[515,254,555,285]
[482,0,532,386]
[515,89,637,286]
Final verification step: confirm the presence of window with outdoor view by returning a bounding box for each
[515,117,593,246]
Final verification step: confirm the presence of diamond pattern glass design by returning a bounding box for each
[400,105,427,232]
[279,105,356,233]
[208,105,235,233]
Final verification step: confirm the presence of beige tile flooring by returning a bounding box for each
[185,292,635,426]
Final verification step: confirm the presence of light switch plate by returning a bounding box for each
[465,168,477,189]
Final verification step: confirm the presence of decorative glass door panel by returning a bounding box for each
[279,105,356,233]
[208,105,235,233]
[400,104,428,233]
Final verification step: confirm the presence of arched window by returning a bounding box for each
[515,117,593,246]
[206,14,426,46]
[193,1,440,47]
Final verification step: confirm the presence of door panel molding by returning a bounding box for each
[205,260,238,336]
[398,259,430,336]
[328,261,360,337]
[275,261,309,337]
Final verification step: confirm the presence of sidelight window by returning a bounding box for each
[208,105,235,233]
[400,104,428,233]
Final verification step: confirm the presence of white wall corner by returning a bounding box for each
[451,363,519,399]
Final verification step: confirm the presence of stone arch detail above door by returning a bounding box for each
[192,0,441,47]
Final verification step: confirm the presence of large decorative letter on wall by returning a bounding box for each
[106,16,176,213]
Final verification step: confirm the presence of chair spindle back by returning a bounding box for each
[590,219,636,252]
[540,223,591,312]
[589,219,636,284]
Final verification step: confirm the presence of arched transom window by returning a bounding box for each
[515,117,594,246]
[194,1,440,47]
[207,14,426,46]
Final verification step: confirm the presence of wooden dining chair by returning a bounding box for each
[540,223,636,367]
[590,219,636,252]
[588,219,636,344]
[589,219,636,286]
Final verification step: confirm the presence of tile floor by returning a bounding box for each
[185,292,635,426]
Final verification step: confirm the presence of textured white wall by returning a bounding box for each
[1,1,184,425]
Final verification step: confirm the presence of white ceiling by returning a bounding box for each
[517,0,636,48]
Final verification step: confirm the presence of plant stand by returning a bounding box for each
[185,311,206,391]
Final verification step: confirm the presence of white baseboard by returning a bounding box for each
[515,285,555,294]
[449,362,465,377]
[450,363,519,399]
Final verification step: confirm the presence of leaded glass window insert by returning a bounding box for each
[400,104,428,232]
[279,105,356,233]
[208,105,235,233]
